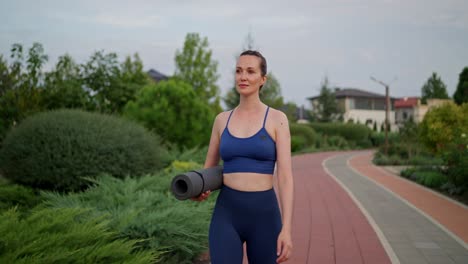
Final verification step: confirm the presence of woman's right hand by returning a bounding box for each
[191,190,211,202]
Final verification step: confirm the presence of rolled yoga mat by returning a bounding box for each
[171,165,223,200]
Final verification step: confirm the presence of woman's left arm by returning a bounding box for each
[274,111,294,263]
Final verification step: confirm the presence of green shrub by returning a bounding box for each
[123,80,214,149]
[441,133,468,188]
[0,207,156,263]
[440,182,466,195]
[291,135,306,153]
[400,167,417,178]
[408,155,443,166]
[327,135,349,149]
[419,102,467,154]
[289,124,317,148]
[164,145,209,166]
[0,180,42,213]
[373,153,388,165]
[369,132,400,147]
[414,170,448,188]
[0,109,165,192]
[43,164,214,264]
[309,122,371,142]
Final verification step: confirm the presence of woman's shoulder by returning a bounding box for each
[213,110,234,126]
[267,107,289,124]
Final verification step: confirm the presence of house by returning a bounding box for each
[394,97,419,124]
[147,69,169,82]
[308,88,397,131]
[394,97,453,125]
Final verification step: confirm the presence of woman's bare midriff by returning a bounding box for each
[223,172,274,191]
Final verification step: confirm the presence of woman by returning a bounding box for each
[193,50,293,263]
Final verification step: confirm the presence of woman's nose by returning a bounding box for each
[239,72,247,80]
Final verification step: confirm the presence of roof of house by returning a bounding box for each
[394,97,419,108]
[147,69,169,82]
[308,88,393,100]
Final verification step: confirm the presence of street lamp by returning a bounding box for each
[370,76,396,156]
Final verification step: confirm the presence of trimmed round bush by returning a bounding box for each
[289,123,317,148]
[0,109,166,192]
[291,135,306,153]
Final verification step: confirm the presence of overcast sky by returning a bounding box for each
[1,0,467,107]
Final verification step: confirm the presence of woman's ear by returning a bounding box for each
[261,75,267,87]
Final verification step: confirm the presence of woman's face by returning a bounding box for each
[235,55,266,95]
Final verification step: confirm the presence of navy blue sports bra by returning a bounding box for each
[220,106,277,174]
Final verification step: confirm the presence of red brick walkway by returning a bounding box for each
[281,152,391,264]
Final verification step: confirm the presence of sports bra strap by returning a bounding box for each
[225,108,235,128]
[262,106,270,127]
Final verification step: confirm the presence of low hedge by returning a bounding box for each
[0,109,166,192]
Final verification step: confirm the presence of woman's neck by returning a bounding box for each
[238,93,264,112]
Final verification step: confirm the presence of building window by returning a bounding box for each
[374,99,385,110]
[403,111,408,120]
[355,98,372,110]
[348,98,355,109]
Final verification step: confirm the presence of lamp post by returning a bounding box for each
[370,76,394,156]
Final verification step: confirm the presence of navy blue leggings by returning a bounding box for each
[209,185,282,264]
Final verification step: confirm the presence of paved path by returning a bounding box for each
[284,151,391,264]
[343,151,468,264]
[237,150,468,263]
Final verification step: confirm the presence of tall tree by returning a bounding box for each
[421,72,449,104]
[111,53,151,113]
[0,43,47,141]
[174,33,220,105]
[282,101,299,122]
[123,79,214,149]
[260,72,284,109]
[42,54,89,110]
[453,67,468,105]
[311,77,343,122]
[81,50,120,112]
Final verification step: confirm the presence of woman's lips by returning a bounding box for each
[239,84,248,88]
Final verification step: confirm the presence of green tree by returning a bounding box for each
[174,33,220,104]
[224,87,239,110]
[81,50,119,112]
[123,79,214,149]
[282,101,298,122]
[421,72,449,104]
[81,51,148,114]
[419,102,467,154]
[0,43,47,142]
[0,55,15,140]
[260,72,284,109]
[111,53,150,113]
[42,54,90,110]
[399,119,421,158]
[312,77,343,122]
[453,67,468,105]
